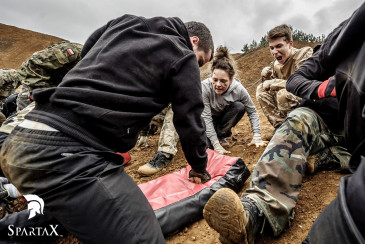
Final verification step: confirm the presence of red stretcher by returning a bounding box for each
[138,149,250,235]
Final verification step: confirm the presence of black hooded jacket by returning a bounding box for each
[286,4,365,169]
[288,3,365,239]
[26,15,208,172]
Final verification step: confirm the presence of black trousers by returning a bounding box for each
[206,101,245,148]
[0,126,165,244]
[213,101,245,138]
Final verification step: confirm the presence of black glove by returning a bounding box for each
[188,169,211,184]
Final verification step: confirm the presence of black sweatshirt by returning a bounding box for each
[27,15,208,173]
[286,50,341,132]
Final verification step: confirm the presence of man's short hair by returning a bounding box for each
[184,21,214,60]
[266,24,292,43]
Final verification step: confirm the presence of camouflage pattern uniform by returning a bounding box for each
[257,47,313,128]
[0,69,21,109]
[242,107,351,236]
[157,104,179,156]
[151,105,169,126]
[16,41,83,111]
[0,69,21,125]
[0,102,35,135]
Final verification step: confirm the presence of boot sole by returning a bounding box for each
[203,188,248,244]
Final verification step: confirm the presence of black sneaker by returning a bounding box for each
[137,151,173,176]
[203,188,265,244]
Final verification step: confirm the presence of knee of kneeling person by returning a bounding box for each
[230,101,245,112]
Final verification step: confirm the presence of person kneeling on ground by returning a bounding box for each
[202,46,267,154]
[257,24,313,130]
[137,46,267,176]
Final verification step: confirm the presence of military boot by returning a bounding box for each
[203,188,265,244]
[307,147,342,174]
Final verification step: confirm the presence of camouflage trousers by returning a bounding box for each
[16,84,33,112]
[256,84,301,128]
[0,102,35,134]
[157,104,179,156]
[242,107,351,236]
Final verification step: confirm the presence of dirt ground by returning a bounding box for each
[0,23,347,244]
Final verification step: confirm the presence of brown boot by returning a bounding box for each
[306,148,341,174]
[203,188,265,244]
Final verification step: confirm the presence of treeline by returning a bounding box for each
[241,26,325,55]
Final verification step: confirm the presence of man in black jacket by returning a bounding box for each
[0,15,214,243]
[289,2,364,242]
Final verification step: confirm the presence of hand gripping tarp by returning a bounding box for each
[138,149,250,235]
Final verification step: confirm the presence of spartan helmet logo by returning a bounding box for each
[23,194,45,219]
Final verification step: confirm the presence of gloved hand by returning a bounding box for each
[0,177,9,184]
[248,134,268,148]
[137,135,148,147]
[0,177,19,199]
[262,80,271,91]
[188,169,211,184]
[212,140,230,154]
[261,66,272,81]
[317,76,336,99]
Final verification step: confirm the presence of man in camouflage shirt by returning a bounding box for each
[16,41,83,111]
[256,24,313,129]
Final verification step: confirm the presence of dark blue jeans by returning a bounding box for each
[0,126,165,244]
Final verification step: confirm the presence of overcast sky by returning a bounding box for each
[0,0,363,53]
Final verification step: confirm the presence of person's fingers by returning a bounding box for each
[189,177,202,184]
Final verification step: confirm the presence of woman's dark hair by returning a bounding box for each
[211,46,235,79]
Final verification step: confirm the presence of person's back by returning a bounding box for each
[16,41,83,111]
[28,15,208,157]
